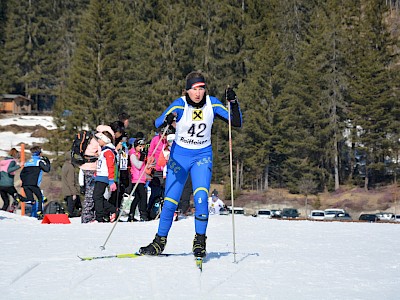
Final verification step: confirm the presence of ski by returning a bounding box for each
[78,252,171,261]
[195,257,203,271]
[78,253,142,261]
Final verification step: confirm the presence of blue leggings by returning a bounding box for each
[157,147,212,237]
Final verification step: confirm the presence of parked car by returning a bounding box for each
[227,206,245,215]
[281,208,299,219]
[271,209,282,218]
[324,208,346,219]
[309,210,325,220]
[359,214,379,222]
[395,215,400,223]
[331,212,352,221]
[375,212,394,222]
[257,209,272,218]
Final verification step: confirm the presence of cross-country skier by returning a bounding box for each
[139,71,242,258]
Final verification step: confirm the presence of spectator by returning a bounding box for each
[61,152,81,217]
[208,191,226,215]
[92,131,118,223]
[109,121,129,209]
[128,138,148,222]
[148,127,172,187]
[20,146,51,219]
[0,148,21,211]
[157,134,175,179]
[118,112,130,129]
[80,125,114,223]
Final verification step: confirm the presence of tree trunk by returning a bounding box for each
[364,164,369,191]
[240,162,244,189]
[334,134,340,190]
[235,159,240,191]
[264,165,269,191]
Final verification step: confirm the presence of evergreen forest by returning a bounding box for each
[1,0,400,195]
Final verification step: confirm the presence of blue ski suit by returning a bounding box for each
[155,95,242,237]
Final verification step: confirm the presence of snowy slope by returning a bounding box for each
[0,115,55,157]
[0,211,399,300]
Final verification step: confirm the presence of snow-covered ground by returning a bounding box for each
[0,115,56,157]
[0,211,399,300]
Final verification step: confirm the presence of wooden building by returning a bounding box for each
[0,94,32,114]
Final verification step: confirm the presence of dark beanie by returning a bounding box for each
[134,139,146,148]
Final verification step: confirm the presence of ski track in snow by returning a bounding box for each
[10,262,41,285]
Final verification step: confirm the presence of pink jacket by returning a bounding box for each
[148,135,167,172]
[129,148,146,183]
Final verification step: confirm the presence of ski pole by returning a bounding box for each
[226,86,237,263]
[114,147,122,209]
[100,125,170,250]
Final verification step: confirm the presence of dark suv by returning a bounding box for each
[359,214,379,222]
[281,208,300,219]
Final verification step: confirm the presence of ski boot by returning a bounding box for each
[192,233,207,258]
[127,213,138,222]
[139,234,167,255]
[37,211,44,220]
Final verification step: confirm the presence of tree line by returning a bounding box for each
[1,0,399,195]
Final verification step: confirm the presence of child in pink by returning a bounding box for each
[128,139,148,221]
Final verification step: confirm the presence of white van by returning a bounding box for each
[257,209,272,219]
[309,210,325,220]
[324,208,345,219]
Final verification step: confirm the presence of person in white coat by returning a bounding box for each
[208,192,226,215]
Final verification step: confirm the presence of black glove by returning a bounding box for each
[226,88,237,103]
[139,151,146,161]
[165,113,176,125]
[41,156,50,164]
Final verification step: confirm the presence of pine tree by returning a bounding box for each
[49,0,90,155]
[1,0,31,94]
[346,0,397,189]
[63,0,116,130]
[297,0,350,191]
[0,0,6,93]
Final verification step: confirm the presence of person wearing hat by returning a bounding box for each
[92,131,118,222]
[19,146,51,219]
[61,152,81,217]
[208,191,226,215]
[80,124,114,223]
[127,138,148,222]
[139,70,242,258]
